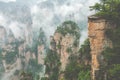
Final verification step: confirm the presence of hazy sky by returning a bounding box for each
[0,0,99,44]
[0,0,16,2]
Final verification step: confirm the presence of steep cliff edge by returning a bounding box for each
[0,26,46,80]
[44,21,81,80]
[51,21,80,71]
[88,16,113,80]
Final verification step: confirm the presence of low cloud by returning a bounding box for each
[0,0,16,3]
[31,0,99,44]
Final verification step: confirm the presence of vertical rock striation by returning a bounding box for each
[88,16,113,80]
[49,21,80,76]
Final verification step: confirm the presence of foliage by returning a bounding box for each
[41,77,49,80]
[107,64,120,80]
[101,24,120,80]
[66,47,72,53]
[0,48,3,62]
[78,69,91,80]
[73,39,79,47]
[64,54,91,80]
[31,42,38,57]
[105,27,120,45]
[27,59,43,79]
[90,0,120,22]
[64,39,91,80]
[45,49,61,80]
[31,28,47,57]
[26,58,44,80]
[4,51,17,64]
[103,27,120,64]
[101,48,112,63]
[91,1,120,79]
[64,54,80,80]
[79,39,91,63]
[38,28,47,45]
[20,71,33,80]
[56,21,80,38]
[2,40,19,64]
[57,44,61,49]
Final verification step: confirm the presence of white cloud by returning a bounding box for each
[9,22,24,38]
[31,0,99,43]
[0,13,7,26]
[0,0,16,2]
[0,0,99,43]
[0,13,25,39]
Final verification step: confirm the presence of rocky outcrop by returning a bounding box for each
[88,16,113,80]
[50,21,80,71]
[37,28,47,65]
[0,25,46,80]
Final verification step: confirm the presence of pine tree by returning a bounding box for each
[90,0,120,22]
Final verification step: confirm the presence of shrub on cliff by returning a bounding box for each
[101,27,120,80]
[45,49,61,80]
[90,0,120,22]
[79,39,91,64]
[103,27,120,64]
[56,21,80,38]
[64,39,91,80]
[107,64,120,80]
[65,55,91,80]
[5,51,17,64]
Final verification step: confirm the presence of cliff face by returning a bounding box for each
[88,16,113,80]
[0,26,46,80]
[50,21,80,71]
[53,32,78,71]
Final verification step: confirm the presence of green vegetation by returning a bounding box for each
[27,59,43,73]
[45,49,61,80]
[64,54,81,80]
[107,64,120,80]
[56,21,80,38]
[18,28,47,80]
[31,28,47,56]
[0,48,3,63]
[20,71,33,80]
[26,59,44,80]
[90,0,120,22]
[78,70,90,80]
[57,44,61,49]
[2,40,19,64]
[79,39,91,63]
[38,28,47,45]
[43,21,81,80]
[4,50,18,64]
[91,1,120,79]
[66,47,72,53]
[64,55,91,80]
[101,27,120,80]
[64,39,91,80]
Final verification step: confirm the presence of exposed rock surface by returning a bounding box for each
[50,21,80,71]
[0,25,46,80]
[88,16,113,80]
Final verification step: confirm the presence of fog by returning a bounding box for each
[0,0,99,43]
[0,0,99,80]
